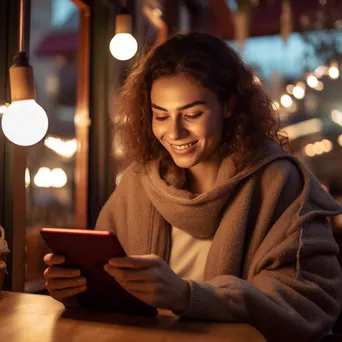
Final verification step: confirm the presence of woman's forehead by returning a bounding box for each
[150,75,214,106]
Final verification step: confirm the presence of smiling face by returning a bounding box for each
[151,74,230,170]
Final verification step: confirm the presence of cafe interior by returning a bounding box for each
[1,0,342,341]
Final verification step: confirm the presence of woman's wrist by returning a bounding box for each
[173,279,190,313]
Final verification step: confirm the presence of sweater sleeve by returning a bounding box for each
[178,217,342,341]
[175,161,342,341]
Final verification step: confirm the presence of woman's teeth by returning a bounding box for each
[172,142,195,150]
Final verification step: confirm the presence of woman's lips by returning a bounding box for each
[170,141,198,154]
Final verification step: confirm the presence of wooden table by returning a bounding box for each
[0,291,265,342]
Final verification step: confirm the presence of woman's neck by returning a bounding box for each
[186,159,221,194]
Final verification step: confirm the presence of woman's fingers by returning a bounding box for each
[49,285,87,302]
[46,276,87,291]
[44,266,81,280]
[43,253,65,266]
[104,264,158,282]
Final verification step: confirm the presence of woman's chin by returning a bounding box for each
[171,156,198,169]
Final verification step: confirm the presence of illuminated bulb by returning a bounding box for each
[109,33,138,61]
[292,86,305,99]
[1,100,48,146]
[307,75,319,88]
[280,94,293,108]
[0,105,7,115]
[109,14,138,61]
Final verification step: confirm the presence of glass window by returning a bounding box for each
[26,0,81,292]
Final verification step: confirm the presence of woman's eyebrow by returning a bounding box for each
[151,100,207,112]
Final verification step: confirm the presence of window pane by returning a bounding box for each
[26,0,80,292]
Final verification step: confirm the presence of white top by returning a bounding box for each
[169,226,213,282]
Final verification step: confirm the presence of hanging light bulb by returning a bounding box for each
[1,0,48,146]
[109,2,138,61]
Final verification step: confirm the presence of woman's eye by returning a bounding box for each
[154,116,168,121]
[185,112,203,119]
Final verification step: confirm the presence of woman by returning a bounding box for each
[44,33,342,341]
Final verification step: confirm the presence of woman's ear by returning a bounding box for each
[223,96,235,118]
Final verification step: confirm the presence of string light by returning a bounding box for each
[329,60,339,79]
[292,85,305,99]
[307,74,319,88]
[280,94,293,108]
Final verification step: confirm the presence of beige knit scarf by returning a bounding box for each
[139,142,302,279]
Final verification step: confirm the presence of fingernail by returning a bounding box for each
[73,270,81,276]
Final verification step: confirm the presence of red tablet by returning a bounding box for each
[40,227,158,316]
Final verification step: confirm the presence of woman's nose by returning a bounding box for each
[167,117,186,140]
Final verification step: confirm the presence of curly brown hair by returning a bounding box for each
[113,32,288,168]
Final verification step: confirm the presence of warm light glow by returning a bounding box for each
[25,168,30,187]
[34,167,67,188]
[280,94,293,108]
[315,81,324,91]
[338,135,342,146]
[292,86,305,99]
[304,139,333,157]
[109,33,138,61]
[253,76,261,85]
[284,118,322,140]
[152,8,163,17]
[331,109,342,126]
[304,144,315,157]
[307,75,319,88]
[329,61,339,79]
[322,139,333,152]
[286,84,294,94]
[0,105,7,115]
[44,136,77,158]
[271,101,280,111]
[1,100,48,146]
[51,168,67,188]
[296,81,306,90]
[313,141,324,155]
[34,167,52,188]
[314,65,328,78]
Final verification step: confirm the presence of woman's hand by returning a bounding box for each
[43,253,87,305]
[104,254,190,312]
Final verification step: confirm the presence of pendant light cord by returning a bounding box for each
[19,0,25,53]
[14,0,29,66]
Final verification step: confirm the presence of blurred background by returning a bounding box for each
[0,0,342,293]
